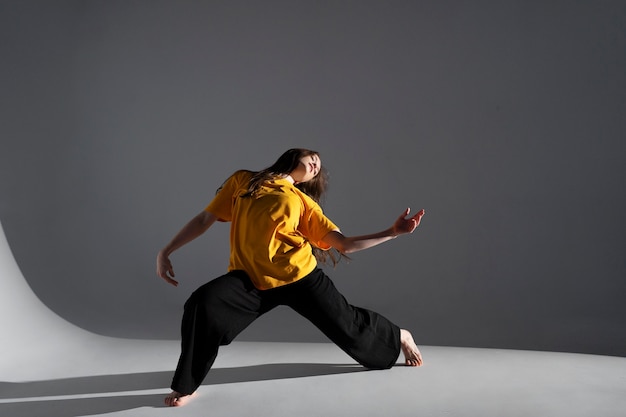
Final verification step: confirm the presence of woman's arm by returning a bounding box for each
[321,208,425,254]
[156,210,218,286]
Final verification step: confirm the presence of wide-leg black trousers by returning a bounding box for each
[171,268,401,395]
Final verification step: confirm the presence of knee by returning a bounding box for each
[185,286,223,319]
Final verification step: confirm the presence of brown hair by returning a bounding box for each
[242,148,328,203]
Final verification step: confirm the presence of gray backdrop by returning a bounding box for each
[1,0,625,356]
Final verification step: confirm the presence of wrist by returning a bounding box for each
[158,248,172,258]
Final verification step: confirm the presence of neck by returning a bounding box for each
[283,174,296,184]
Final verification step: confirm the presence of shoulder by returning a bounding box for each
[231,169,254,182]
[212,170,254,200]
[290,185,322,211]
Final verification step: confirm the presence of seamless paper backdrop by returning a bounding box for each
[1,0,625,356]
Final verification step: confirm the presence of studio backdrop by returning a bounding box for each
[1,0,624,356]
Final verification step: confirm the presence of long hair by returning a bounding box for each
[242,148,328,202]
[241,148,345,266]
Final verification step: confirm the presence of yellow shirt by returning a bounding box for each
[205,170,338,290]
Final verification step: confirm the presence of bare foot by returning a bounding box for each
[164,391,196,407]
[400,329,423,367]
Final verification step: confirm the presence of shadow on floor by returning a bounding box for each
[0,363,365,417]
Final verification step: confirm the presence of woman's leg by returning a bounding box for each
[170,271,273,397]
[280,269,401,370]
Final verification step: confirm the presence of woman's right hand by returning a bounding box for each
[157,250,179,287]
[155,210,218,287]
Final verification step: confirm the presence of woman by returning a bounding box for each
[157,148,425,406]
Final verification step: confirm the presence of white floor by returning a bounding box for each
[1,223,625,417]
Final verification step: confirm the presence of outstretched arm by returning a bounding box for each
[156,210,218,286]
[321,208,425,254]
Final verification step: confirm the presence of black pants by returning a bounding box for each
[171,268,401,395]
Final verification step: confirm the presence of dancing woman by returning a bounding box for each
[157,148,425,406]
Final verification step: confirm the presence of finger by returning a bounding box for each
[165,276,179,287]
[411,209,425,218]
[411,209,425,222]
[157,270,179,286]
[398,207,411,220]
[157,264,175,277]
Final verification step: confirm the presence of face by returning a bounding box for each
[290,154,321,183]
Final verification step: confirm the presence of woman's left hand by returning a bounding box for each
[392,208,425,236]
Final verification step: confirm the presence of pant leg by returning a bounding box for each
[278,268,401,370]
[171,270,273,394]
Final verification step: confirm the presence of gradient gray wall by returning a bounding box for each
[1,0,625,356]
